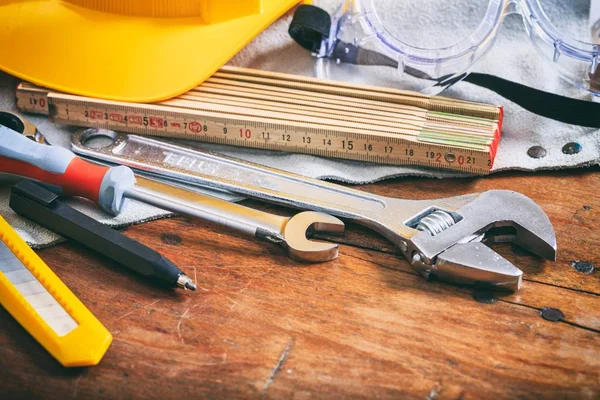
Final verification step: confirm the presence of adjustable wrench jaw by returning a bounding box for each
[410,242,525,291]
[397,190,557,291]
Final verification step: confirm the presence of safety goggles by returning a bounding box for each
[289,0,600,127]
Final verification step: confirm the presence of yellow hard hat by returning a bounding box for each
[0,0,302,102]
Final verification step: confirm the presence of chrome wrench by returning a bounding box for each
[71,130,558,291]
[129,177,344,263]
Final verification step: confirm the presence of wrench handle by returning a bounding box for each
[129,176,289,238]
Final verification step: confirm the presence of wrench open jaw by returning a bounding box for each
[406,190,557,291]
[279,211,345,263]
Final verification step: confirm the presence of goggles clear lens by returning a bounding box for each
[322,0,599,95]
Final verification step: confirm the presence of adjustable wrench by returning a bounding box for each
[0,112,344,263]
[69,130,557,291]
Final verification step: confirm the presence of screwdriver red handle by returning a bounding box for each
[0,125,135,215]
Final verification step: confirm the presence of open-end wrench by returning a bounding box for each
[70,130,558,291]
[128,177,344,263]
[0,113,344,263]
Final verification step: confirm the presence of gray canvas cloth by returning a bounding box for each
[1,0,598,247]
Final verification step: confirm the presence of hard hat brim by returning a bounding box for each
[0,0,301,102]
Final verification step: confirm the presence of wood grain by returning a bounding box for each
[0,167,598,400]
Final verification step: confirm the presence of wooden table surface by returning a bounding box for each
[1,167,599,399]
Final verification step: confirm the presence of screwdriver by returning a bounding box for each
[9,180,197,291]
[0,123,282,233]
[0,123,136,215]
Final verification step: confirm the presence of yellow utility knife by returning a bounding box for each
[0,216,112,367]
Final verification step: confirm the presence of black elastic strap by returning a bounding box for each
[289,5,600,128]
[463,73,600,128]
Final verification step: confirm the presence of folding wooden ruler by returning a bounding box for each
[16,67,502,174]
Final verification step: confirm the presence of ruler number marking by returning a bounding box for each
[38,96,493,174]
